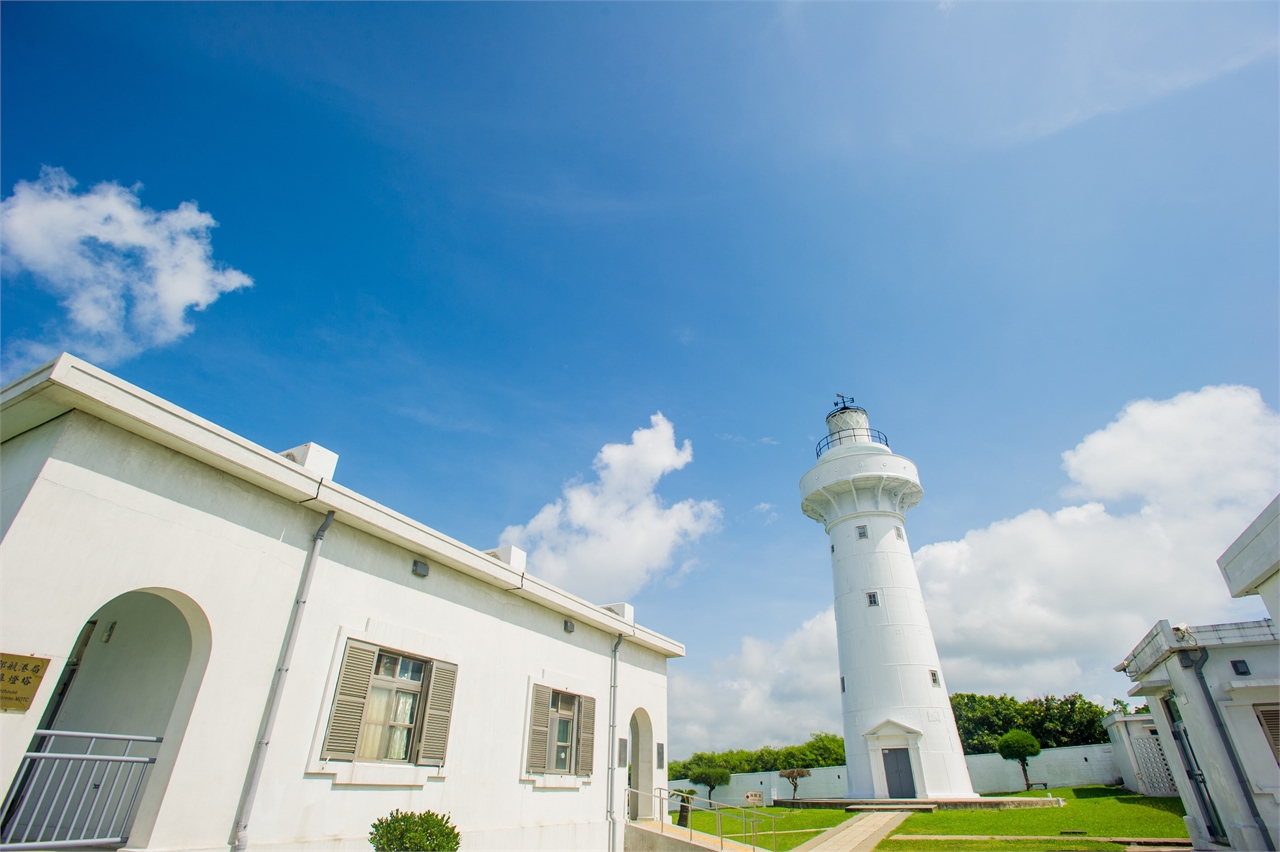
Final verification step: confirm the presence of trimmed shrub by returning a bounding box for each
[997,729,1042,791]
[369,808,460,852]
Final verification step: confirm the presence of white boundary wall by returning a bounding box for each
[677,742,1122,806]
[964,743,1120,794]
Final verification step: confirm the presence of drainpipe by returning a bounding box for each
[1185,649,1275,851]
[606,633,624,852]
[231,510,335,852]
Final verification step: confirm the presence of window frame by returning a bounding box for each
[357,649,429,764]
[546,690,578,774]
[856,525,869,540]
[866,591,879,607]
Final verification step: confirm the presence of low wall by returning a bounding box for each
[672,743,1122,806]
[965,743,1120,794]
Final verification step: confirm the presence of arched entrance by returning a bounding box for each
[1,589,210,848]
[628,708,654,820]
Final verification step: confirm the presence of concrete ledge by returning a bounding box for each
[625,821,755,852]
[886,836,1191,846]
[775,797,1063,810]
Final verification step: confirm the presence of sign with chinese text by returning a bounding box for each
[1,654,51,712]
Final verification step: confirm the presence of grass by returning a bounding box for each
[673,805,853,851]
[883,840,1126,852]
[876,786,1188,851]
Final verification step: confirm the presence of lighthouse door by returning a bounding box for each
[882,749,916,799]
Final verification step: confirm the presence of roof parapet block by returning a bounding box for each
[280,442,339,480]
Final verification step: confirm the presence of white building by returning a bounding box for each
[1117,495,1280,851]
[799,398,976,801]
[1102,711,1180,798]
[0,354,680,851]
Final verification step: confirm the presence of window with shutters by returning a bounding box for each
[321,639,458,767]
[526,684,596,777]
[1256,704,1280,764]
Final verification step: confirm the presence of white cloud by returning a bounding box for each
[670,385,1278,755]
[1,167,251,373]
[918,385,1277,699]
[670,607,841,757]
[500,413,721,603]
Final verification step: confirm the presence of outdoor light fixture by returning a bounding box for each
[412,559,430,577]
[563,619,574,633]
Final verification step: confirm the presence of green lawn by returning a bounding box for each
[879,786,1187,850]
[884,840,1126,852]
[673,805,853,851]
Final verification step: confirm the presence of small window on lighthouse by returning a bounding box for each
[856,525,869,539]
[930,670,941,687]
[866,592,879,607]
[894,526,905,541]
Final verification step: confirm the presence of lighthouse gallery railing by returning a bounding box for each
[816,428,889,459]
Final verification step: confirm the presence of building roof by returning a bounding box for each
[1218,493,1280,599]
[1,354,684,658]
[1115,618,1277,681]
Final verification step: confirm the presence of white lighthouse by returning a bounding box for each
[800,397,976,800]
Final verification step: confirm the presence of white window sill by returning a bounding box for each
[308,759,445,787]
[522,773,590,789]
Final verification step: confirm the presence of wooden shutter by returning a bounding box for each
[526,684,552,773]
[416,660,458,767]
[321,640,378,760]
[574,694,596,776]
[1257,704,1280,764]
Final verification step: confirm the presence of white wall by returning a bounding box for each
[676,743,1122,806]
[964,743,1120,794]
[0,411,673,852]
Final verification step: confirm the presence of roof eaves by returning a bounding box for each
[1,354,685,658]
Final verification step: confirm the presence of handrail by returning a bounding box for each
[628,786,778,851]
[815,428,889,458]
[2,731,161,849]
[32,731,163,744]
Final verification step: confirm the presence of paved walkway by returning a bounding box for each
[802,811,911,852]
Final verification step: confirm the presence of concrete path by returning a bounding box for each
[800,811,911,852]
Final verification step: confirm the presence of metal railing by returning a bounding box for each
[816,428,889,458]
[0,730,161,850]
[628,786,779,851]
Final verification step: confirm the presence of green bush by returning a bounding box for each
[369,808,460,851]
[997,729,1042,791]
[951,693,1108,755]
[686,765,731,798]
[667,732,845,780]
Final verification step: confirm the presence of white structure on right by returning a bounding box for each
[1117,494,1279,852]
[800,397,976,800]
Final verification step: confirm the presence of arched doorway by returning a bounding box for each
[1,589,210,848]
[628,708,654,820]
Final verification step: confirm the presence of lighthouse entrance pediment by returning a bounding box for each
[862,718,922,742]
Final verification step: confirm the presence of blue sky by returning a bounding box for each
[3,2,1277,755]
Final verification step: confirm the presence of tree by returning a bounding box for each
[997,730,1041,791]
[686,766,731,801]
[672,789,697,827]
[778,768,811,798]
[950,693,1108,754]
[667,733,845,780]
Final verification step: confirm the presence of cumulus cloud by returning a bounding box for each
[670,607,841,756]
[501,413,721,603]
[670,385,1278,755]
[1,166,251,373]
[919,385,1277,699]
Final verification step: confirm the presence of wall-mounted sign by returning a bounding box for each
[1,654,51,713]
